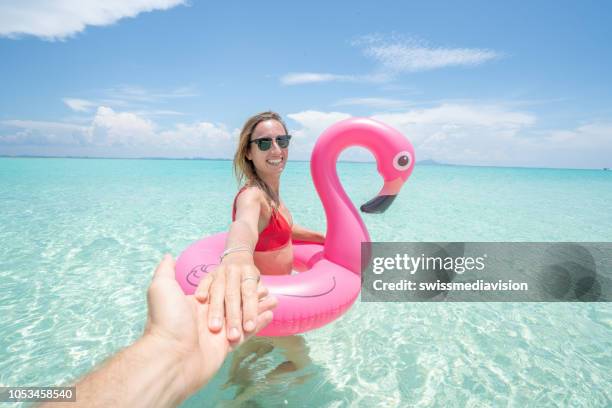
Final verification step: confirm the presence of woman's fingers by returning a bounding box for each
[257,283,269,299]
[195,272,213,303]
[253,311,274,335]
[207,270,226,332]
[224,267,243,341]
[200,265,274,339]
[237,309,275,346]
[257,295,278,314]
[241,270,260,333]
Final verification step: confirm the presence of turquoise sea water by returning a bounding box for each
[1,157,611,407]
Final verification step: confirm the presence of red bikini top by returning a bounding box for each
[232,187,292,252]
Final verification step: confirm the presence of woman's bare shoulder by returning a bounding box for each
[236,185,266,207]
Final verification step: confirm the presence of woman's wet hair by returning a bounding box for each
[234,111,288,205]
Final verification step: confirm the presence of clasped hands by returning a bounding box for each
[145,253,276,398]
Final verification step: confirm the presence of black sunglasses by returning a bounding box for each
[249,135,292,151]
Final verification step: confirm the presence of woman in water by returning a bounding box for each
[195,111,324,341]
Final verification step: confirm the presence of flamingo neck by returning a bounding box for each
[310,137,370,274]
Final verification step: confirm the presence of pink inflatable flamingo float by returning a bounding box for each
[175,117,415,336]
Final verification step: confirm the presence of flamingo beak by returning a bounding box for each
[360,177,403,214]
[360,195,397,213]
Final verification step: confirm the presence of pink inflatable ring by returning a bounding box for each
[175,118,415,336]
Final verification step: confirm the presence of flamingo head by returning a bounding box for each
[360,125,415,213]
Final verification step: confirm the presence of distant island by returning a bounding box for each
[416,159,443,165]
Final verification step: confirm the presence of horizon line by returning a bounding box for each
[0,154,609,171]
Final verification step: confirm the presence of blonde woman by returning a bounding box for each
[196,111,324,342]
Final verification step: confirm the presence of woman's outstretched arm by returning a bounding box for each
[195,187,263,342]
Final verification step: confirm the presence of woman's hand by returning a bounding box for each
[145,255,276,399]
[194,251,262,341]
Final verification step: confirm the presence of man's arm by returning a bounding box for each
[42,255,276,408]
[52,335,186,408]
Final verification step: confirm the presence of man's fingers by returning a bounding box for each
[208,271,226,332]
[153,254,175,280]
[224,268,243,341]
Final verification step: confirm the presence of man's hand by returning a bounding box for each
[144,255,276,398]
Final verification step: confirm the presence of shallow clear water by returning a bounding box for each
[1,158,611,407]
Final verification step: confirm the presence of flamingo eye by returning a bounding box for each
[393,151,412,171]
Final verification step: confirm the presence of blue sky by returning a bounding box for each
[1,0,611,168]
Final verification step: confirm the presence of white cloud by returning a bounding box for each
[285,105,611,168]
[88,107,234,153]
[362,41,500,73]
[63,98,96,112]
[280,73,356,85]
[105,85,198,103]
[0,107,235,157]
[287,110,352,139]
[0,0,186,40]
[0,120,88,146]
[530,123,612,168]
[374,103,535,130]
[159,122,236,158]
[2,119,86,133]
[89,106,156,146]
[280,72,392,86]
[62,86,195,117]
[372,105,612,168]
[372,104,536,165]
[286,110,353,160]
[281,35,501,85]
[2,106,610,168]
